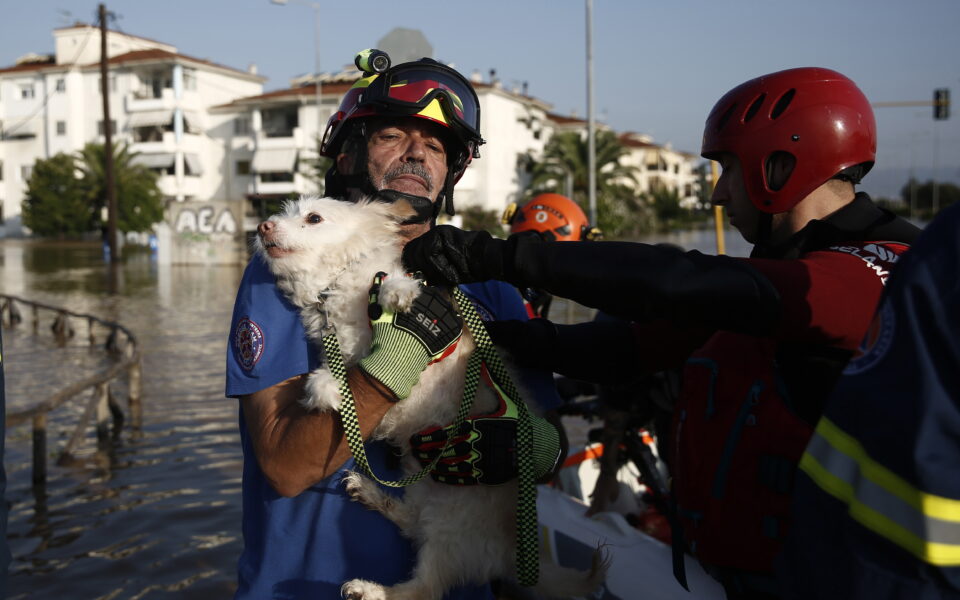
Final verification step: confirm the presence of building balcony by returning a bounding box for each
[247,180,298,196]
[158,174,202,198]
[127,88,176,112]
[256,127,306,150]
[126,88,202,112]
[130,131,204,155]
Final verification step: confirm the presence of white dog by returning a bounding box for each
[255,196,607,600]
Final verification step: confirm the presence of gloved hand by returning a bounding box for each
[402,226,543,286]
[358,273,462,400]
[409,384,562,486]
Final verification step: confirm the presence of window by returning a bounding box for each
[234,117,251,135]
[21,165,33,181]
[98,120,117,135]
[261,106,298,138]
[55,78,66,92]
[21,84,35,99]
[56,121,66,136]
[260,172,294,183]
[236,160,251,175]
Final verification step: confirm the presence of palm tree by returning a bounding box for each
[526,130,649,238]
[78,142,164,234]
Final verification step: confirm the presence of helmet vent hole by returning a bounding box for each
[716,103,738,131]
[743,94,767,123]
[771,89,796,120]
[765,151,796,191]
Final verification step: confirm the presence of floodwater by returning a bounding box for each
[2,239,246,599]
[0,225,741,599]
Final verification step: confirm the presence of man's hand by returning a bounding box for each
[409,386,562,486]
[402,225,518,286]
[358,273,462,400]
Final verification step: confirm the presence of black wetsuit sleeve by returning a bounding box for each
[502,237,781,336]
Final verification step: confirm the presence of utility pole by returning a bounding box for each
[99,3,118,262]
[585,0,597,226]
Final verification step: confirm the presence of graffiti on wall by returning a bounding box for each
[174,205,238,240]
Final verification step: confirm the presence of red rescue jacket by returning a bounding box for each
[671,240,910,572]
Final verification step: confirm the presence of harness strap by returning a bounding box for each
[323,287,540,586]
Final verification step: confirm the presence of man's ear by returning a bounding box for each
[337,152,353,175]
[765,151,796,191]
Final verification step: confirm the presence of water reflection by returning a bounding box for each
[3,238,244,599]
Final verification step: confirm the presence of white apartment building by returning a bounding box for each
[211,67,554,234]
[618,132,702,207]
[1,25,701,263]
[0,24,265,261]
[530,113,702,208]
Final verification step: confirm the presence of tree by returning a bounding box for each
[78,142,164,233]
[524,130,647,238]
[454,205,506,237]
[899,178,959,219]
[22,152,96,237]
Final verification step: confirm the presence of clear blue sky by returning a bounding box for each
[3,0,959,198]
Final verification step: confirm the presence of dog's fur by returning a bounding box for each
[255,196,607,600]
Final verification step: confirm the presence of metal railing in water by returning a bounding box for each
[0,294,142,486]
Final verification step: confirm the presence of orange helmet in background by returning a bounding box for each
[503,193,602,241]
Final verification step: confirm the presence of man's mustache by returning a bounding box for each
[381,163,433,192]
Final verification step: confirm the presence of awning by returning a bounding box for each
[184,153,203,176]
[128,109,174,128]
[182,111,203,134]
[251,148,297,173]
[131,153,175,169]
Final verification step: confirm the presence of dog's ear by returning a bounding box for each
[383,197,420,223]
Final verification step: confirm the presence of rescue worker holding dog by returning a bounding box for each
[402,67,921,598]
[226,51,563,600]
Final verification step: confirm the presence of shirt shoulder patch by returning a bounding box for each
[844,300,895,375]
[234,317,265,371]
[826,241,908,286]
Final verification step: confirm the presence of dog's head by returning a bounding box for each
[254,195,416,282]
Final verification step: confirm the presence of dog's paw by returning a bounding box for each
[342,470,381,508]
[379,275,422,313]
[302,368,342,412]
[341,578,386,600]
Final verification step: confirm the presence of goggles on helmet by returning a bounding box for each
[321,58,483,165]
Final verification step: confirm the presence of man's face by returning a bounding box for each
[338,118,450,241]
[711,153,762,244]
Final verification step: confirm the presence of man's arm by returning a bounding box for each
[403,227,781,335]
[241,367,396,497]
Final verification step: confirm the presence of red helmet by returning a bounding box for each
[320,51,483,183]
[701,67,876,214]
[504,193,601,242]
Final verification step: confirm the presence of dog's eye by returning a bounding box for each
[306,213,323,224]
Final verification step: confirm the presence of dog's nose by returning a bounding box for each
[258,220,274,236]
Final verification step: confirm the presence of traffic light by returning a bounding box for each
[934,88,950,120]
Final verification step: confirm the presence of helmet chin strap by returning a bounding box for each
[374,189,436,225]
[751,212,775,258]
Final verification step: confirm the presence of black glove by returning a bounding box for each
[402,226,543,286]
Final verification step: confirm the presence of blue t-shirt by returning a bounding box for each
[225,256,560,599]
